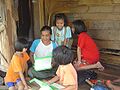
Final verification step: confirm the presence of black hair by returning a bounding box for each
[53,46,74,65]
[53,13,68,26]
[40,25,52,35]
[72,20,87,34]
[14,38,29,51]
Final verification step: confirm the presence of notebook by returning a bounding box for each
[30,78,65,90]
[34,55,52,71]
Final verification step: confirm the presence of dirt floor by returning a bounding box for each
[0,64,119,90]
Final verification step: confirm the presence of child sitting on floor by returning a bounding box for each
[4,38,30,90]
[47,46,78,90]
[28,26,57,79]
[71,20,104,84]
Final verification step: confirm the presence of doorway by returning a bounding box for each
[16,0,34,39]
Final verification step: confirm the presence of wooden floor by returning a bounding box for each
[0,64,119,90]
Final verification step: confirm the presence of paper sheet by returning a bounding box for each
[34,56,52,71]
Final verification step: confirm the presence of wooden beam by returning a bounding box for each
[39,0,44,29]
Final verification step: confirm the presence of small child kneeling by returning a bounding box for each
[4,38,30,90]
[47,46,78,90]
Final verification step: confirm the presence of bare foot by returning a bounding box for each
[96,62,104,71]
[113,79,120,83]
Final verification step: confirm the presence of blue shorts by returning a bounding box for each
[6,78,21,88]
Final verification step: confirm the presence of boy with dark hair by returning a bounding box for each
[4,38,30,90]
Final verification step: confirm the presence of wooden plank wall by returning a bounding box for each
[0,0,17,68]
[45,0,120,50]
[43,0,120,65]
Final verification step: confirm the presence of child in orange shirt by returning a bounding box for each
[4,38,30,90]
[47,46,78,90]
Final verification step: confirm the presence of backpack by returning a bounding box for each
[53,26,73,48]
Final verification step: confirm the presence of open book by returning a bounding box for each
[30,78,65,90]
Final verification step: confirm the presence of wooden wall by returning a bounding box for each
[0,0,17,71]
[43,0,120,65]
[44,0,120,50]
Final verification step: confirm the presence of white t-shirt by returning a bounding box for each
[34,41,53,58]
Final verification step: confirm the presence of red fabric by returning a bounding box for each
[79,63,87,67]
[77,32,99,64]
